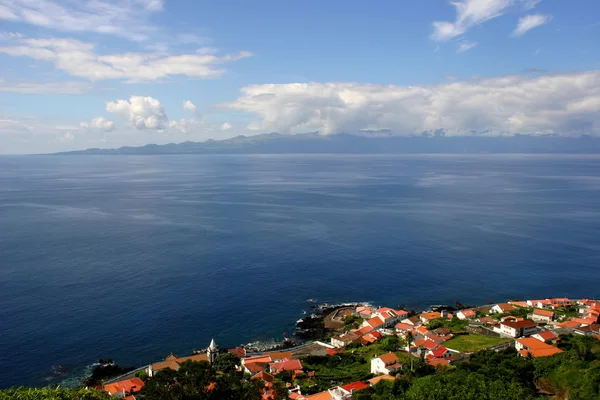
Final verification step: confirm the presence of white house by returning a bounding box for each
[370,352,402,375]
[532,331,558,343]
[498,319,538,338]
[490,304,515,314]
[456,309,476,320]
[526,299,553,309]
[529,309,555,324]
[331,332,359,348]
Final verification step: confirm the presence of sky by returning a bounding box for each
[0,0,599,154]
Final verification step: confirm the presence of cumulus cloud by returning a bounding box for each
[60,132,75,141]
[0,0,163,41]
[169,118,189,133]
[221,122,232,131]
[226,71,600,136]
[432,0,541,41]
[513,14,552,36]
[457,40,478,53]
[81,116,115,132]
[183,100,197,113]
[107,96,168,130]
[0,37,253,82]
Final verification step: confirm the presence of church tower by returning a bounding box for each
[207,338,218,364]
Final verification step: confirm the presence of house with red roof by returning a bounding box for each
[395,322,412,333]
[103,378,144,397]
[547,298,573,308]
[425,354,451,367]
[362,315,385,331]
[430,345,451,359]
[330,332,360,348]
[527,299,553,309]
[401,316,422,326]
[269,359,303,375]
[370,352,402,375]
[340,381,369,394]
[456,309,476,320]
[532,331,558,343]
[477,316,494,325]
[356,306,374,319]
[515,338,563,358]
[491,303,516,314]
[498,319,538,338]
[530,309,555,324]
[419,312,442,324]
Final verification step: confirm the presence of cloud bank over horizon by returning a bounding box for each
[227,71,600,137]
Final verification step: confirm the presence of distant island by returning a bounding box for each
[51,133,600,155]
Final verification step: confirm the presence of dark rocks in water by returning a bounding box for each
[83,363,135,387]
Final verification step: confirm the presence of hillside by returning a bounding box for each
[52,133,600,155]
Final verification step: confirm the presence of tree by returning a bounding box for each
[213,352,241,374]
[380,335,400,352]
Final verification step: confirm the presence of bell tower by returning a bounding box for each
[207,338,218,364]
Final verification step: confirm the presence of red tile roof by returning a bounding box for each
[558,320,581,329]
[269,359,303,373]
[533,309,554,317]
[421,340,438,350]
[245,362,269,373]
[104,378,144,396]
[377,352,398,364]
[459,309,476,317]
[228,347,246,358]
[502,319,537,329]
[536,331,558,341]
[431,346,449,358]
[517,338,564,358]
[395,323,411,331]
[367,375,395,385]
[341,381,369,392]
[251,371,275,384]
[420,312,442,321]
[366,316,385,328]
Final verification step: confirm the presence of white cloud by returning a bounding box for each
[0,0,164,41]
[513,14,552,36]
[183,100,197,113]
[107,96,168,130]
[0,80,91,94]
[431,0,541,41]
[60,132,75,141]
[226,70,600,136]
[457,40,478,53]
[169,118,189,133]
[0,31,23,40]
[221,122,232,131]
[0,37,253,82]
[82,116,115,132]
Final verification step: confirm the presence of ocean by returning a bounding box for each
[1,154,600,387]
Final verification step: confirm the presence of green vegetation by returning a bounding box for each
[426,317,469,333]
[553,306,579,318]
[344,315,365,329]
[346,335,600,400]
[443,334,511,352]
[0,388,110,400]
[301,353,371,393]
[4,335,600,400]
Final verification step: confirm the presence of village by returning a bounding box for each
[100,297,600,400]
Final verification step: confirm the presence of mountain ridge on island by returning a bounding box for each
[50,131,600,155]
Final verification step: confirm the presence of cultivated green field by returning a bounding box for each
[444,334,511,352]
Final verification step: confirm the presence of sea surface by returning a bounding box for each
[1,154,600,387]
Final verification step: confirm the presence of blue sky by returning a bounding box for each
[1,0,599,153]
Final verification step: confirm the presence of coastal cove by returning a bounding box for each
[2,154,600,387]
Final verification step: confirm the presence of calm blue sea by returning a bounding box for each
[1,154,600,387]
